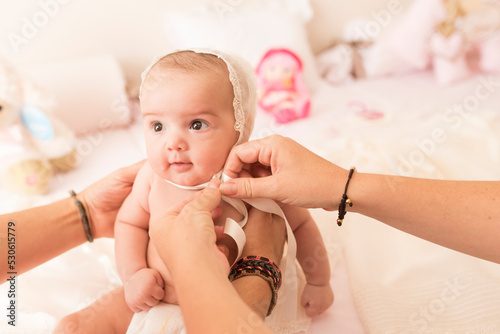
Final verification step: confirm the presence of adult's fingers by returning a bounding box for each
[183,180,222,215]
[168,178,221,216]
[224,137,276,178]
[220,175,278,200]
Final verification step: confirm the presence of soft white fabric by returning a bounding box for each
[127,304,186,334]
[162,0,320,92]
[139,48,257,145]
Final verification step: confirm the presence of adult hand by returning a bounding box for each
[149,178,229,277]
[150,178,274,334]
[79,160,145,238]
[221,135,348,210]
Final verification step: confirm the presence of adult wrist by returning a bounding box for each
[69,190,94,242]
[336,167,356,226]
[321,166,350,211]
[228,255,282,316]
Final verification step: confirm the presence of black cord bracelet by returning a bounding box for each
[337,167,356,226]
[69,190,93,242]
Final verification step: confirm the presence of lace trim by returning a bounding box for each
[226,63,244,138]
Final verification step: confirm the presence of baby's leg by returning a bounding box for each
[53,286,133,334]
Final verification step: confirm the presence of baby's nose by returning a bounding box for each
[166,133,187,151]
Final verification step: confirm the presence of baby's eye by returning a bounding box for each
[152,122,163,132]
[190,120,208,131]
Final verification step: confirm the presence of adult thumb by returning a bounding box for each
[190,186,222,213]
[220,176,274,200]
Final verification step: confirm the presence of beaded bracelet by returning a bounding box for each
[228,255,282,316]
[337,167,356,226]
[69,190,93,242]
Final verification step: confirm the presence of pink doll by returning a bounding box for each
[256,48,311,124]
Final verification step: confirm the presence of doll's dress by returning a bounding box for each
[259,85,310,124]
[126,177,311,334]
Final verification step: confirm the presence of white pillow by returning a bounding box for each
[25,55,132,135]
[163,0,320,92]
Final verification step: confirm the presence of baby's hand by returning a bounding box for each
[124,268,165,312]
[300,282,334,317]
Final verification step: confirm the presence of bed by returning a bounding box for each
[1,0,500,333]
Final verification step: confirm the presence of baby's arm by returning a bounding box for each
[115,162,164,312]
[282,204,334,317]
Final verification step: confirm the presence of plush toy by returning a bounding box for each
[255,48,310,124]
[389,0,500,85]
[0,57,77,195]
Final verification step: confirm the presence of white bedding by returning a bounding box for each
[1,71,500,333]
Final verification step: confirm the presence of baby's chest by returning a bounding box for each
[148,179,244,227]
[148,180,191,218]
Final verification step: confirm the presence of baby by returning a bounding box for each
[58,49,333,334]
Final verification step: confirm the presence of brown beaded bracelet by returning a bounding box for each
[228,255,281,316]
[69,190,93,242]
[337,167,356,226]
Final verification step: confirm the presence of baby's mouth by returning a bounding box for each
[170,162,193,171]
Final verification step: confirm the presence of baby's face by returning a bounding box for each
[141,69,238,186]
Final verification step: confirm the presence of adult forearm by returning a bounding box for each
[232,276,273,319]
[349,173,500,263]
[173,258,272,334]
[0,196,86,281]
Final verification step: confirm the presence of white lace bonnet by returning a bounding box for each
[139,48,257,145]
